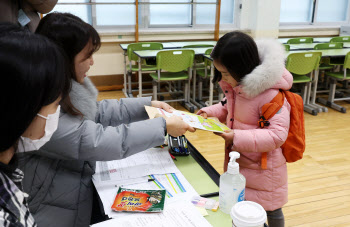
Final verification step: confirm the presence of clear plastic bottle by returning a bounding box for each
[219,151,246,214]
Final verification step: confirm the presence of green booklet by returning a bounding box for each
[145,106,230,133]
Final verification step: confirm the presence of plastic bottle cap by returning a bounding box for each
[230,201,267,227]
[227,151,240,174]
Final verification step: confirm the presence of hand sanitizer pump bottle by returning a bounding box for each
[219,151,246,214]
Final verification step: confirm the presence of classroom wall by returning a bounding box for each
[240,0,281,38]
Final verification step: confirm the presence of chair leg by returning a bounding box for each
[301,84,307,105]
[317,79,346,113]
[153,80,158,101]
[184,80,189,102]
[198,77,203,102]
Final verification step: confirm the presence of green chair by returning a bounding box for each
[183,44,214,66]
[287,37,313,44]
[316,52,350,113]
[314,43,344,93]
[315,43,344,67]
[150,49,196,112]
[126,42,163,95]
[330,36,350,43]
[284,44,290,51]
[182,45,214,108]
[286,52,322,115]
[195,48,213,106]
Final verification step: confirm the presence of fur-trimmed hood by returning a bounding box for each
[240,39,292,98]
[69,77,99,121]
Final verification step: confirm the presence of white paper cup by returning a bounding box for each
[230,201,267,227]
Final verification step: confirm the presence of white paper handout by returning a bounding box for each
[91,201,213,227]
[93,147,179,184]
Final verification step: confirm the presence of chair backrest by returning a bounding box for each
[284,44,290,51]
[287,37,313,44]
[204,48,213,66]
[182,44,214,48]
[314,42,343,50]
[330,36,350,43]
[156,49,195,72]
[127,42,163,61]
[343,52,350,70]
[286,52,322,75]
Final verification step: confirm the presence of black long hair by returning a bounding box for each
[35,12,101,116]
[0,23,71,152]
[211,31,260,83]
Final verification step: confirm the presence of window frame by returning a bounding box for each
[279,0,350,27]
[54,0,239,32]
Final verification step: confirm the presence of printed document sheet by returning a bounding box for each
[91,201,213,227]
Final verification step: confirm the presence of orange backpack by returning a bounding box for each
[258,90,305,169]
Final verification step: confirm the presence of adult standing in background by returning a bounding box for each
[0,0,57,31]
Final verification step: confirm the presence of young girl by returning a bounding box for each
[0,22,70,226]
[198,31,292,227]
[18,13,194,227]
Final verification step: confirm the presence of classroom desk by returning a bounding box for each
[287,48,350,57]
[168,41,217,47]
[289,43,350,51]
[278,37,334,44]
[120,41,217,98]
[133,47,213,111]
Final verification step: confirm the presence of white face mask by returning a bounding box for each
[17,105,61,152]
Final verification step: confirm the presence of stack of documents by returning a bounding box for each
[92,147,201,219]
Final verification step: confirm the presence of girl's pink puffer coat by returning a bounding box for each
[198,40,293,211]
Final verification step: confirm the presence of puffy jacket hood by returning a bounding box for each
[241,39,291,98]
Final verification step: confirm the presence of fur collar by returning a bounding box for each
[241,39,286,98]
[69,77,98,121]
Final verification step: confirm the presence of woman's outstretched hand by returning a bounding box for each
[166,116,196,137]
[151,101,175,113]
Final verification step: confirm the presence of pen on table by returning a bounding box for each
[169,153,177,161]
[200,192,219,198]
[115,178,155,187]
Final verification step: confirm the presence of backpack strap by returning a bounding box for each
[259,90,285,169]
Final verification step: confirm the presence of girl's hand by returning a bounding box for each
[166,116,196,137]
[214,130,234,144]
[200,112,208,119]
[151,101,174,113]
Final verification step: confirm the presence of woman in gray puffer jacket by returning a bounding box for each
[0,0,58,31]
[18,13,194,227]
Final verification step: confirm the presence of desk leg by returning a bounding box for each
[123,51,128,97]
[128,61,133,97]
[138,57,142,98]
[192,62,197,102]
[209,62,214,106]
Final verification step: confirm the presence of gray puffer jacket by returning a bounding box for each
[0,0,58,32]
[18,78,166,227]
